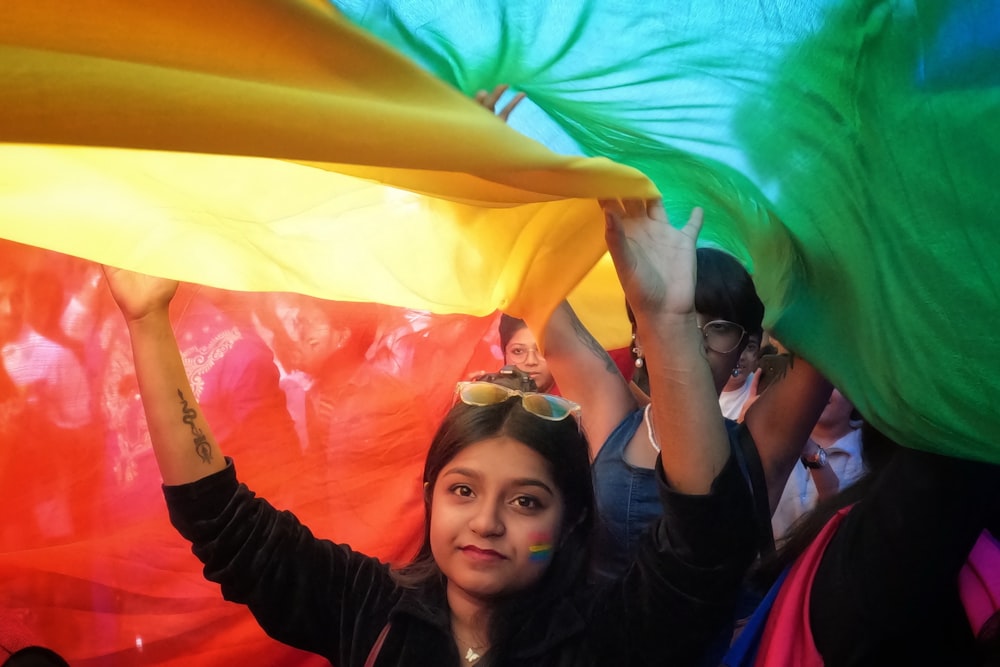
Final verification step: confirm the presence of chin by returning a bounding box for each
[450,571,540,600]
[452,578,514,600]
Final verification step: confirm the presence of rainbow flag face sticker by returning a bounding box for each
[528,533,553,562]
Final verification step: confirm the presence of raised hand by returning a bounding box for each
[600,198,703,319]
[600,198,730,494]
[473,84,527,122]
[102,266,179,323]
[102,265,225,484]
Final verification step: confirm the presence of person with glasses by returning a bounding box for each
[543,244,832,583]
[100,196,765,667]
[498,314,556,394]
[769,387,866,543]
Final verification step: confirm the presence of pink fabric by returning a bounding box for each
[753,508,852,667]
[754,509,997,665]
[363,623,391,667]
[959,530,1000,637]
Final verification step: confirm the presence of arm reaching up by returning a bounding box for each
[103,266,226,485]
[541,301,637,459]
[743,354,832,512]
[601,198,730,495]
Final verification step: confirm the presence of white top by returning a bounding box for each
[718,373,754,421]
[2,327,91,429]
[771,428,866,541]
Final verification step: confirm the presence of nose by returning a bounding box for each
[522,348,541,366]
[468,500,505,538]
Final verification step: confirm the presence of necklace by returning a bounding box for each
[453,622,486,664]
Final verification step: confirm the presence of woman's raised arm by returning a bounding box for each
[602,198,730,494]
[103,266,226,485]
[541,301,638,459]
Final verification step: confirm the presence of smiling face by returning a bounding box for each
[429,436,564,605]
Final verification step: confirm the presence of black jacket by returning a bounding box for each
[164,451,756,667]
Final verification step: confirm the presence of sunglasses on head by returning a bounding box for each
[455,381,581,422]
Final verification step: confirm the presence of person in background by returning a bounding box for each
[498,314,556,394]
[543,246,832,581]
[0,260,92,438]
[770,388,865,542]
[718,331,763,421]
[0,252,96,546]
[727,422,1000,666]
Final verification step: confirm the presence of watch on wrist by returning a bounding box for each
[801,447,828,469]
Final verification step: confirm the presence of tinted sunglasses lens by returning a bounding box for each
[458,382,511,406]
[456,382,579,423]
[521,394,574,421]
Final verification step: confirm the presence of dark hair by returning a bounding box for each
[2,646,70,667]
[625,247,763,335]
[393,397,594,665]
[626,247,764,391]
[694,248,764,339]
[498,314,528,352]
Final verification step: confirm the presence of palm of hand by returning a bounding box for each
[602,199,702,317]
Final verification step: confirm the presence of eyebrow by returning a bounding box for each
[440,467,555,495]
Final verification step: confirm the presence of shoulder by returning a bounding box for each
[830,429,863,456]
[596,408,646,457]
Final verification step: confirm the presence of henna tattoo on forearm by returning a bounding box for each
[564,305,619,376]
[177,389,213,464]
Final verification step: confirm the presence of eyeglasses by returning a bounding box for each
[697,320,747,354]
[455,381,581,422]
[505,345,542,364]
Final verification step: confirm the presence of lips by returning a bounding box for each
[460,545,506,562]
